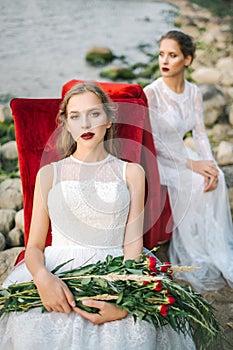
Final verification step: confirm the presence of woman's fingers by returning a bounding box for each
[73,300,127,324]
[204,175,218,192]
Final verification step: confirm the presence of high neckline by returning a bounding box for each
[160,78,188,100]
[70,153,112,165]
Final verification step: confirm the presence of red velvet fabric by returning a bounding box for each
[11,80,172,264]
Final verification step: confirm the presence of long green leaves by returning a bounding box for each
[0,251,224,348]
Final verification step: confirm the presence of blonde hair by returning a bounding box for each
[56,82,117,157]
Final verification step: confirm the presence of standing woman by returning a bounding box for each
[144,30,233,292]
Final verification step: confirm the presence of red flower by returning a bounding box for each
[166,295,175,305]
[159,305,169,317]
[142,281,150,285]
[160,262,171,273]
[146,256,157,273]
[153,281,163,291]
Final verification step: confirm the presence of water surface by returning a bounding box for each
[0,0,176,98]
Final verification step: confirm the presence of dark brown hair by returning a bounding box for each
[160,30,196,63]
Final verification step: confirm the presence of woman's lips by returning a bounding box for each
[81,132,95,140]
[162,67,169,72]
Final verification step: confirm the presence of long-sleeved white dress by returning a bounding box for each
[0,154,195,350]
[144,77,233,292]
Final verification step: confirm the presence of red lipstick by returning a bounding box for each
[81,132,95,140]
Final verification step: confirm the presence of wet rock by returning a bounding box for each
[100,65,135,81]
[85,46,114,66]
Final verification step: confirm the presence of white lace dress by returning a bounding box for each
[144,78,233,292]
[0,155,195,350]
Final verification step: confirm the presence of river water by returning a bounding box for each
[0,0,176,98]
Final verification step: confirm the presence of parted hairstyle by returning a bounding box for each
[56,82,117,157]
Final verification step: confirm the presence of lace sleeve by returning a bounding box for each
[192,87,214,161]
[144,86,187,169]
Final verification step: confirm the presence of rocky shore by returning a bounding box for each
[0,0,232,347]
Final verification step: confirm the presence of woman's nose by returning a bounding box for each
[81,115,91,129]
[162,55,168,64]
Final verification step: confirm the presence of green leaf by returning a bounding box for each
[81,278,91,285]
[125,268,143,275]
[116,291,124,304]
[51,259,74,274]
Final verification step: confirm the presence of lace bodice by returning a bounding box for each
[48,154,130,248]
[144,78,214,170]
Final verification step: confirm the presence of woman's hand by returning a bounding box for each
[187,159,219,192]
[33,269,76,314]
[73,300,128,325]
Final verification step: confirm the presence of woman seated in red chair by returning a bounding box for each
[0,82,194,350]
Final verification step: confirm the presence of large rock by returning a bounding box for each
[15,208,24,231]
[0,232,6,251]
[85,46,114,66]
[199,84,226,126]
[217,141,233,166]
[6,227,24,248]
[0,178,22,210]
[0,247,24,285]
[100,65,135,80]
[0,141,18,171]
[0,209,16,235]
[0,105,12,123]
[215,57,233,86]
[229,104,233,126]
[191,67,221,85]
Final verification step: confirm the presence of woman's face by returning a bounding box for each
[66,91,111,147]
[158,38,192,78]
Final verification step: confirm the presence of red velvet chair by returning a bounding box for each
[11,80,172,263]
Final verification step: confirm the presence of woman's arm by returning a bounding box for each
[186,87,219,191]
[123,162,145,261]
[25,165,76,313]
[144,86,188,169]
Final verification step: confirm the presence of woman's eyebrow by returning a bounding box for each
[68,106,102,114]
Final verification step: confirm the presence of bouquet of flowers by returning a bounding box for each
[0,250,223,348]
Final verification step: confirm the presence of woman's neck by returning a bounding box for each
[162,76,185,94]
[72,146,108,163]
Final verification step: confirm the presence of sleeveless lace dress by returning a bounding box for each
[144,78,233,292]
[0,154,195,350]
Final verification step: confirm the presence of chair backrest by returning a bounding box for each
[11,80,172,262]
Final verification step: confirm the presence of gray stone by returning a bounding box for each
[0,247,24,285]
[0,178,22,210]
[217,141,233,166]
[15,209,24,232]
[0,105,12,122]
[0,232,6,251]
[6,227,24,247]
[0,209,16,235]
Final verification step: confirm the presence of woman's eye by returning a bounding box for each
[70,114,79,120]
[170,53,176,58]
[90,111,100,118]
